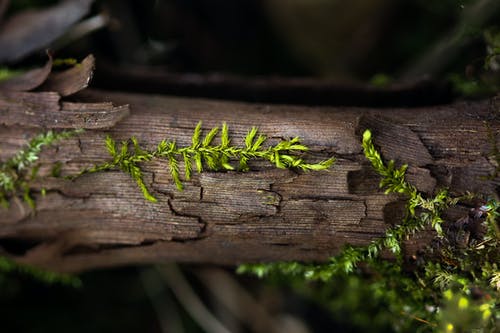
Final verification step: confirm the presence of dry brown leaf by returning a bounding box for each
[39,54,95,96]
[0,55,52,91]
[0,0,94,63]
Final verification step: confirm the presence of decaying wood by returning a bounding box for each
[0,54,128,129]
[0,91,128,128]
[0,88,498,273]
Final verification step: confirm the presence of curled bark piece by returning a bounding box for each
[0,91,129,129]
[39,54,95,96]
[0,55,52,91]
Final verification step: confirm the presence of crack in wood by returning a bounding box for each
[166,198,206,236]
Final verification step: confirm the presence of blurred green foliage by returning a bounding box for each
[240,130,500,332]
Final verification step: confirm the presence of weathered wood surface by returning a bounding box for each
[0,89,498,273]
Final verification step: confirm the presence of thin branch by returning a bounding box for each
[157,264,232,333]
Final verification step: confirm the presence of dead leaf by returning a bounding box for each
[39,54,95,96]
[0,0,94,63]
[0,55,52,91]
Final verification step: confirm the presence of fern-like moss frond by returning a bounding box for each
[0,129,83,208]
[79,122,334,200]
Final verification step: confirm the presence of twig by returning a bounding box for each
[157,264,232,333]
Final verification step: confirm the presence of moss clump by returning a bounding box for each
[0,129,83,208]
[239,129,499,332]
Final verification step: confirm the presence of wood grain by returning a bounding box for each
[0,89,498,272]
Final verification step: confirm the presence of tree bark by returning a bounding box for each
[0,89,498,273]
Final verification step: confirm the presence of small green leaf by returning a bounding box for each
[118,141,129,162]
[105,135,117,157]
[274,151,285,168]
[192,121,202,148]
[221,122,230,147]
[362,129,372,142]
[202,126,219,147]
[168,155,183,191]
[302,158,336,171]
[245,127,258,149]
[137,178,157,202]
[251,134,267,151]
[239,155,249,171]
[222,162,234,170]
[131,136,139,149]
[194,153,203,173]
[433,221,443,235]
[183,152,192,180]
[156,139,168,155]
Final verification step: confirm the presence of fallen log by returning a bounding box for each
[0,89,498,273]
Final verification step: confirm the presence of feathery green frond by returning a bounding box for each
[105,135,116,157]
[168,154,183,191]
[245,127,259,149]
[221,122,230,148]
[79,122,334,200]
[202,126,219,147]
[0,256,81,287]
[192,121,202,148]
[239,129,500,333]
[183,151,192,180]
[0,129,83,208]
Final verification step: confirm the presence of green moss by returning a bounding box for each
[484,122,500,180]
[1,124,497,330]
[370,73,393,87]
[239,129,500,332]
[0,67,23,82]
[0,123,334,285]
[0,257,81,288]
[0,130,84,286]
[0,129,83,208]
[76,121,335,199]
[52,58,78,67]
[484,28,500,71]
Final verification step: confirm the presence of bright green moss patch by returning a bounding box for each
[239,129,499,332]
[77,121,335,199]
